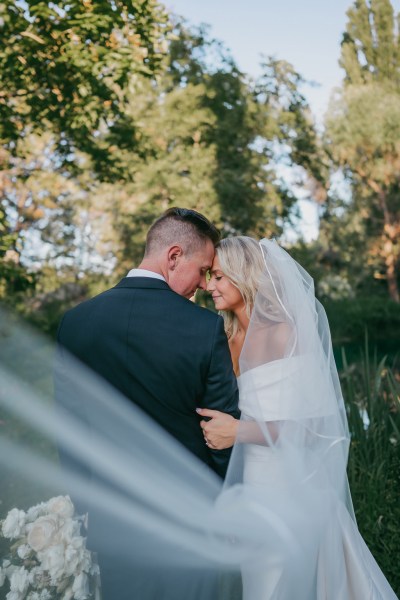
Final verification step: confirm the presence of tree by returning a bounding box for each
[0,205,35,299]
[0,0,172,297]
[324,0,400,301]
[0,0,170,170]
[103,24,320,272]
[1,19,320,321]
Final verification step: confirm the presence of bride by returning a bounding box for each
[198,236,398,600]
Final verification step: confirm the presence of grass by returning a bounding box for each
[341,338,400,595]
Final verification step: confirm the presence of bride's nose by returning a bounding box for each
[206,277,215,293]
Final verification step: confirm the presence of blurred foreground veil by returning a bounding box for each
[0,306,293,600]
[222,239,398,600]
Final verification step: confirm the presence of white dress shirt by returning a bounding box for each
[126,268,166,282]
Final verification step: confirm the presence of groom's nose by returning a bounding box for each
[198,273,208,290]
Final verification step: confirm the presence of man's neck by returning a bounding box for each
[137,259,165,279]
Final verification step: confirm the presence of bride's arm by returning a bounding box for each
[196,408,279,449]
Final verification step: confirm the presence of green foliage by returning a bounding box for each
[256,57,327,185]
[323,0,400,301]
[1,18,319,296]
[340,0,400,86]
[12,266,116,339]
[88,24,318,272]
[0,200,36,299]
[0,0,170,164]
[327,84,400,161]
[0,203,15,255]
[324,296,400,348]
[0,0,174,301]
[342,344,400,593]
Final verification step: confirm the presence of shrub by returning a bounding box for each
[323,297,400,347]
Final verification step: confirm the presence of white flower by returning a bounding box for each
[61,587,74,600]
[80,548,92,574]
[2,509,26,539]
[17,544,31,560]
[6,592,25,600]
[64,541,85,576]
[47,496,74,520]
[28,566,44,587]
[38,544,65,584]
[90,560,100,577]
[27,515,59,552]
[3,562,17,578]
[26,502,47,523]
[58,517,81,544]
[1,560,15,583]
[9,566,30,594]
[2,496,97,600]
[26,589,50,600]
[64,543,92,577]
[72,571,89,600]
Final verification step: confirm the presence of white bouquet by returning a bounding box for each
[0,496,100,600]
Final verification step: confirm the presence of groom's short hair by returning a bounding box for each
[144,207,220,256]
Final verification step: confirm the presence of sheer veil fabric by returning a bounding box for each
[0,239,398,600]
[0,307,293,600]
[221,238,398,599]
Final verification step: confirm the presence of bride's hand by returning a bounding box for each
[196,408,239,450]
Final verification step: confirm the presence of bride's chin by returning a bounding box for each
[214,301,228,311]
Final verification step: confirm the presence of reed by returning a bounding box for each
[341,337,400,594]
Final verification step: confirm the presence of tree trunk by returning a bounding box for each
[386,259,399,302]
[378,190,399,303]
[383,224,399,302]
[365,180,400,303]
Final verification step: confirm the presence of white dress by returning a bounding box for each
[236,357,398,600]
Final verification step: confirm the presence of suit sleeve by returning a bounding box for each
[201,316,240,478]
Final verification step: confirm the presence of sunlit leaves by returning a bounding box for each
[0,0,171,159]
[323,0,400,301]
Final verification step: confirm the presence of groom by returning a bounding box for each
[56,207,240,599]
[57,206,239,476]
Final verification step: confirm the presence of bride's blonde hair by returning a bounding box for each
[216,236,265,339]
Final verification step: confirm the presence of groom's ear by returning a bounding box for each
[167,245,183,270]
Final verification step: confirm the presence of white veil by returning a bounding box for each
[0,307,294,600]
[221,239,398,600]
[0,239,398,599]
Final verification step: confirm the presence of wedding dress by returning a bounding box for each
[221,239,398,600]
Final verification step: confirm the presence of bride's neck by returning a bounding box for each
[234,306,249,338]
[229,309,249,377]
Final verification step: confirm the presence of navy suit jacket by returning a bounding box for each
[55,277,241,599]
[56,276,239,478]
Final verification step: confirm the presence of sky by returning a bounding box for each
[164,0,356,240]
[165,0,399,240]
[166,0,357,122]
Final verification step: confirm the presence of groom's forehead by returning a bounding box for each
[196,240,215,264]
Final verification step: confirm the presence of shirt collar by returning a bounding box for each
[126,268,166,282]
